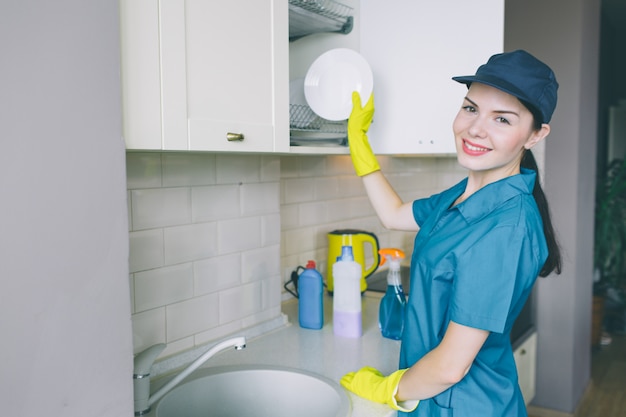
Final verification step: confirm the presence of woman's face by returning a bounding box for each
[452,83,548,182]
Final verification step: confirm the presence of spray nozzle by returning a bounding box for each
[378,248,405,270]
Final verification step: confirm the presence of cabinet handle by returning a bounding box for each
[226,132,244,142]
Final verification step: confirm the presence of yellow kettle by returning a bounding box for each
[327,229,380,293]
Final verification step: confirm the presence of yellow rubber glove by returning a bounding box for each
[348,91,380,176]
[340,367,419,412]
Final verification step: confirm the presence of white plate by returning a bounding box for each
[304,48,373,121]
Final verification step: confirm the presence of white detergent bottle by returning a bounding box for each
[332,245,363,338]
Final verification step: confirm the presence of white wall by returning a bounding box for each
[0,1,133,416]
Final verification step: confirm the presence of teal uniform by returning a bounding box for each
[399,169,547,417]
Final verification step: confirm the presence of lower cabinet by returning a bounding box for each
[514,331,537,405]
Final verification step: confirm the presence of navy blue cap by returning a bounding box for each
[452,50,558,124]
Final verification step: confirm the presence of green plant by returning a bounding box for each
[594,158,626,293]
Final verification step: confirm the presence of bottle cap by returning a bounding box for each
[306,260,316,269]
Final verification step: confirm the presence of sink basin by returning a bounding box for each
[154,364,351,417]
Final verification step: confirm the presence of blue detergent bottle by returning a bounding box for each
[298,260,324,330]
[378,248,406,340]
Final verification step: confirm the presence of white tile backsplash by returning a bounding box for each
[166,293,220,342]
[261,213,281,246]
[131,188,191,230]
[260,155,281,181]
[218,216,262,254]
[298,200,329,226]
[282,177,316,204]
[279,204,299,230]
[128,153,282,356]
[128,151,465,359]
[162,153,216,187]
[241,245,281,283]
[134,263,194,312]
[313,176,342,200]
[126,153,162,189]
[241,182,280,215]
[324,155,355,176]
[219,281,263,324]
[129,229,164,273]
[193,253,242,296]
[132,307,166,350]
[216,154,261,184]
[164,222,217,264]
[192,185,240,222]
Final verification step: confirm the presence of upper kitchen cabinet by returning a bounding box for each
[360,0,504,155]
[289,0,503,155]
[121,0,503,155]
[120,0,289,152]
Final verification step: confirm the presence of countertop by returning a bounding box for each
[151,291,399,417]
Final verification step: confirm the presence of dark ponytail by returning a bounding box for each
[522,150,562,277]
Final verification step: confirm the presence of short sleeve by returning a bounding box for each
[450,225,541,334]
[413,179,467,227]
[412,197,438,227]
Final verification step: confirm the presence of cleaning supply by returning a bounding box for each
[326,229,380,293]
[332,246,363,338]
[298,260,324,330]
[378,248,407,340]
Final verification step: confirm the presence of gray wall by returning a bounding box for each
[0,1,133,416]
[506,0,600,413]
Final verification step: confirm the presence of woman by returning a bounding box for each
[341,50,562,416]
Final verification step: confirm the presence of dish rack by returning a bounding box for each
[290,104,347,145]
[289,0,354,41]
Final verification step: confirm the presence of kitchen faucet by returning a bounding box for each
[133,336,247,415]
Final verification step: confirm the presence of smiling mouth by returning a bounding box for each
[463,139,491,153]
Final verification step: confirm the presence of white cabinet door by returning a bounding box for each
[514,331,537,405]
[121,0,289,152]
[120,0,162,150]
[360,0,504,155]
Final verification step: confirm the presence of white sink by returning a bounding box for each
[154,364,351,417]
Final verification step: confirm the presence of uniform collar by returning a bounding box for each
[452,168,537,223]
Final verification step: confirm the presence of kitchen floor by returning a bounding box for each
[529,334,626,417]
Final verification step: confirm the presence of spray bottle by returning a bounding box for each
[378,248,406,340]
[332,246,363,338]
